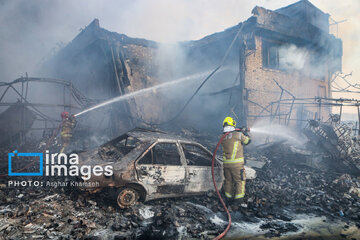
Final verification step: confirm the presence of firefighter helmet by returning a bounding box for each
[61,111,69,119]
[223,116,236,127]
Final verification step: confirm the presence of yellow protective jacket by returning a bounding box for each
[221,130,250,168]
[60,117,76,138]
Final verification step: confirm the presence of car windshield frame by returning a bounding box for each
[98,134,142,162]
[135,140,188,166]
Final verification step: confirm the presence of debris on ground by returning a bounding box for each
[302,116,360,174]
[1,141,359,239]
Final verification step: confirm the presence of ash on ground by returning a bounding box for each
[1,144,359,240]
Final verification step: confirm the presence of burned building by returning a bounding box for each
[40,0,342,136]
[183,0,342,129]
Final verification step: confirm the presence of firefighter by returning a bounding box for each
[60,111,76,153]
[221,116,250,204]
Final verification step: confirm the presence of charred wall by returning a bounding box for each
[38,1,343,136]
[178,4,342,130]
[40,19,171,136]
[0,105,36,146]
[245,36,331,126]
[243,5,342,127]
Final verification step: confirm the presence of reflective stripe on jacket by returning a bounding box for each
[221,131,250,166]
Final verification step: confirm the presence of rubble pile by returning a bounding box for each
[1,153,359,239]
[1,122,360,240]
[245,159,360,221]
[303,117,360,174]
[0,186,227,239]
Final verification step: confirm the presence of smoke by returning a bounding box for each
[156,43,186,81]
[0,1,72,81]
[314,0,360,106]
[277,44,328,79]
[0,0,358,83]
[0,0,359,136]
[0,0,297,82]
[279,44,309,70]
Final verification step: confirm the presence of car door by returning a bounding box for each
[181,143,223,193]
[135,141,187,195]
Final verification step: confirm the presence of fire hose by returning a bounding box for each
[211,128,249,240]
[211,131,232,240]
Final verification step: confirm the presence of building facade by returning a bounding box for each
[42,0,342,135]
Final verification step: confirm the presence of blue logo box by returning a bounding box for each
[8,150,43,176]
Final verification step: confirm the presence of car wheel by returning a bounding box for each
[116,187,140,208]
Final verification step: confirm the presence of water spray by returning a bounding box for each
[250,121,305,146]
[74,70,226,117]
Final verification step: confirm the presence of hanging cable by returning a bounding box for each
[211,130,239,240]
[167,23,246,123]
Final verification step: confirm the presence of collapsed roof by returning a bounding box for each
[40,0,342,136]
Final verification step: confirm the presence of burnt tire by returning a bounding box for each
[116,187,140,208]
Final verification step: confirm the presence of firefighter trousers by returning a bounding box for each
[60,136,71,153]
[223,166,246,199]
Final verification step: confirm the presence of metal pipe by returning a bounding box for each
[357,105,360,135]
[339,104,343,121]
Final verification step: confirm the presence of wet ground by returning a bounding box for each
[1,143,359,239]
[1,160,359,239]
[225,214,360,239]
[0,185,359,240]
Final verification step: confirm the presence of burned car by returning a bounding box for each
[78,128,254,208]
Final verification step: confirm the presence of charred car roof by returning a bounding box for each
[107,128,198,145]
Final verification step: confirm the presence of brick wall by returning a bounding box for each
[245,36,330,127]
